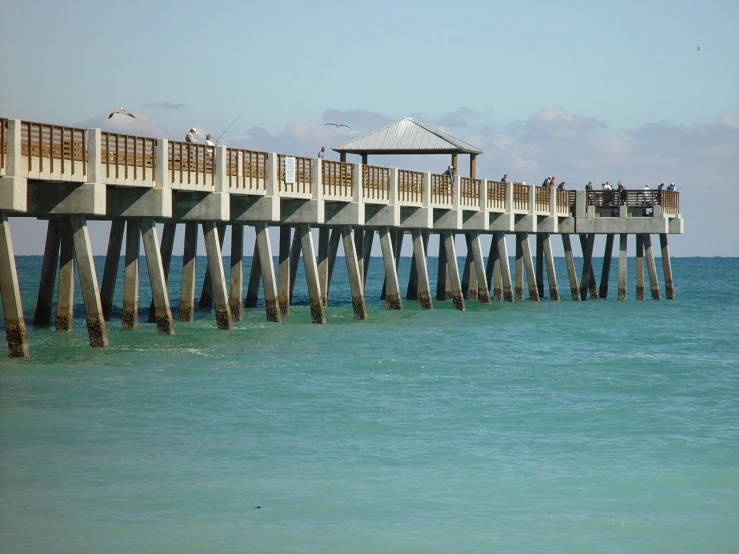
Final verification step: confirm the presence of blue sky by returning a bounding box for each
[1,0,738,256]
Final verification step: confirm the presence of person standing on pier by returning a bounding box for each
[317,146,326,159]
[501,174,508,183]
[185,128,198,143]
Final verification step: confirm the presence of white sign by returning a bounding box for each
[284,156,296,184]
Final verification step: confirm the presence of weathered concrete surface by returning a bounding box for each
[148,222,176,323]
[140,218,176,334]
[106,186,171,218]
[33,219,61,326]
[379,227,403,310]
[442,230,465,311]
[0,214,30,357]
[411,228,433,309]
[341,227,368,320]
[643,234,661,300]
[520,233,539,301]
[536,234,545,299]
[278,225,292,315]
[299,225,327,324]
[202,222,233,330]
[69,216,109,347]
[562,234,581,301]
[660,234,675,300]
[470,232,490,303]
[317,227,330,307]
[229,223,244,321]
[579,234,597,301]
[255,223,281,322]
[514,234,524,301]
[55,219,75,331]
[199,223,226,308]
[635,235,645,301]
[599,234,615,299]
[121,220,140,330]
[542,233,559,301]
[245,237,261,309]
[100,220,124,321]
[618,234,628,300]
[27,181,105,216]
[179,222,197,322]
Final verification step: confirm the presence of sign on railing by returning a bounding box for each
[284,156,296,184]
[277,154,311,194]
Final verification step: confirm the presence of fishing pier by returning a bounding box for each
[0,117,683,358]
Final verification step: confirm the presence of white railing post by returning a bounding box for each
[214,146,227,192]
[86,128,102,184]
[550,186,557,216]
[452,175,461,210]
[505,181,513,213]
[6,119,22,177]
[388,167,398,205]
[528,184,536,215]
[155,139,169,189]
[352,162,362,202]
[266,153,278,197]
[422,172,431,207]
[479,179,489,213]
[312,159,323,200]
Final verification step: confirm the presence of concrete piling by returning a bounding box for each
[140,218,175,335]
[179,222,197,322]
[199,223,226,308]
[325,228,341,305]
[202,222,233,330]
[643,234,661,300]
[148,222,175,323]
[599,234,615,299]
[229,223,244,320]
[33,219,61,326]
[561,234,581,301]
[442,230,465,311]
[660,234,675,300]
[461,238,473,300]
[245,237,261,309]
[436,237,448,302]
[278,225,291,315]
[298,225,326,324]
[379,227,403,310]
[341,227,368,320]
[69,216,109,347]
[579,234,598,300]
[0,214,30,357]
[520,233,539,301]
[635,234,645,301]
[254,224,281,322]
[288,227,301,305]
[542,233,559,301]
[514,234,524,301]
[121,219,140,330]
[317,227,330,306]
[618,234,628,300]
[536,234,545,300]
[55,218,75,331]
[362,228,374,289]
[470,231,490,303]
[100,220,125,322]
[411,228,433,309]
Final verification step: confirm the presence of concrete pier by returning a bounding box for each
[121,219,140,330]
[520,233,540,301]
[618,234,628,300]
[436,238,449,302]
[148,222,175,323]
[55,219,75,331]
[100,220,124,321]
[379,227,403,310]
[660,234,675,300]
[562,234,581,301]
[411,228,433,309]
[33,219,61,326]
[69,216,109,347]
[0,213,30,357]
[635,235,645,301]
[254,223,281,322]
[325,228,341,306]
[288,228,301,305]
[536,234,545,300]
[229,223,244,320]
[202,222,233,330]
[599,234,615,299]
[496,232,514,302]
[278,225,291,315]
[317,227,330,306]
[199,223,226,309]
[442,230,465,311]
[179,222,197,322]
[298,224,326,323]
[643,234,661,300]
[245,238,261,309]
[341,227,368,320]
[470,232,490,303]
[541,233,559,301]
[514,235,524,301]
[579,234,596,301]
[140,218,175,335]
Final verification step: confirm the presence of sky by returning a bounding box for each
[1,0,738,257]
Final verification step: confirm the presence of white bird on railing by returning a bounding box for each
[323,122,351,129]
[108,108,136,120]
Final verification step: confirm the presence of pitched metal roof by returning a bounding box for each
[333,117,483,155]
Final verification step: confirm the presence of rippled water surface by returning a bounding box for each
[1,256,738,553]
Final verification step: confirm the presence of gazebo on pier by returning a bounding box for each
[332,117,483,178]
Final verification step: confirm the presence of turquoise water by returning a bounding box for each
[1,255,738,553]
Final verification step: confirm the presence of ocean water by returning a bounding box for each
[1,255,738,553]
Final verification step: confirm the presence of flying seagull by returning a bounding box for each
[108,108,136,120]
[324,122,351,129]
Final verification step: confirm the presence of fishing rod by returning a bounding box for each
[215,114,242,144]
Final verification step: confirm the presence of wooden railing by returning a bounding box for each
[512,183,528,211]
[168,141,214,186]
[0,118,6,171]
[226,148,268,192]
[556,189,571,215]
[322,160,353,197]
[20,121,86,176]
[488,181,506,210]
[660,190,679,215]
[398,169,423,203]
[535,186,550,212]
[460,177,481,208]
[362,164,389,200]
[430,173,453,205]
[278,154,312,194]
[101,132,155,182]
